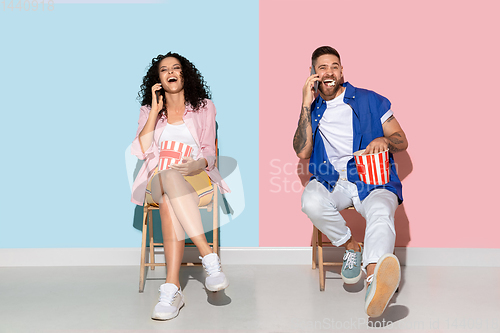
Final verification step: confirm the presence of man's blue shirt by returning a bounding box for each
[309,81,403,203]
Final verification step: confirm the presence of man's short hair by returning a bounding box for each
[312,46,341,66]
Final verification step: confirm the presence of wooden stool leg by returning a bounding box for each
[312,226,318,270]
[148,209,155,270]
[139,207,149,293]
[318,228,325,291]
[213,191,219,255]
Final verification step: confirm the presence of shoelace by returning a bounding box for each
[199,255,221,276]
[343,251,358,270]
[366,274,374,285]
[158,289,177,306]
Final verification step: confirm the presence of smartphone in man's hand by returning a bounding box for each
[310,66,318,93]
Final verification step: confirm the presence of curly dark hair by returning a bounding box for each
[137,52,211,115]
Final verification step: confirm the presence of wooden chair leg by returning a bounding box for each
[318,228,325,291]
[213,189,219,256]
[312,226,318,270]
[148,208,155,270]
[139,206,149,293]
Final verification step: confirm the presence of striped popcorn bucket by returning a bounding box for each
[353,149,390,185]
[158,141,193,171]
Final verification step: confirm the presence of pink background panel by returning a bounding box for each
[259,0,500,247]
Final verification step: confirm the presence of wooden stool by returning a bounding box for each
[312,207,364,291]
[312,225,364,291]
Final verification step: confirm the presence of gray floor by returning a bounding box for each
[1,265,499,333]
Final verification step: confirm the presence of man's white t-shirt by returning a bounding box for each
[318,90,393,177]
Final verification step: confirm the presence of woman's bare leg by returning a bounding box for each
[153,170,213,257]
[158,195,185,288]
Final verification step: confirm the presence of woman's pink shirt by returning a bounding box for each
[130,99,230,205]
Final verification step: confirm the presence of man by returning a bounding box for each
[294,46,408,318]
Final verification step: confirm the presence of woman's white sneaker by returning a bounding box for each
[151,283,185,320]
[200,253,229,292]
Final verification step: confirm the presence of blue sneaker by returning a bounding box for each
[341,244,362,284]
[364,253,400,318]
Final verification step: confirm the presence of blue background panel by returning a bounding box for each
[0,0,258,248]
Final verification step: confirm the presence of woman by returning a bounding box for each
[131,52,230,320]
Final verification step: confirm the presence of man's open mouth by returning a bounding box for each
[323,79,335,87]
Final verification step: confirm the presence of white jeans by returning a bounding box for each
[301,179,398,270]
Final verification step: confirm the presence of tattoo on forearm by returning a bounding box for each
[388,143,402,152]
[388,136,403,145]
[293,106,311,154]
[387,132,404,152]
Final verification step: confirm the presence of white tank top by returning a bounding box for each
[158,122,199,158]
